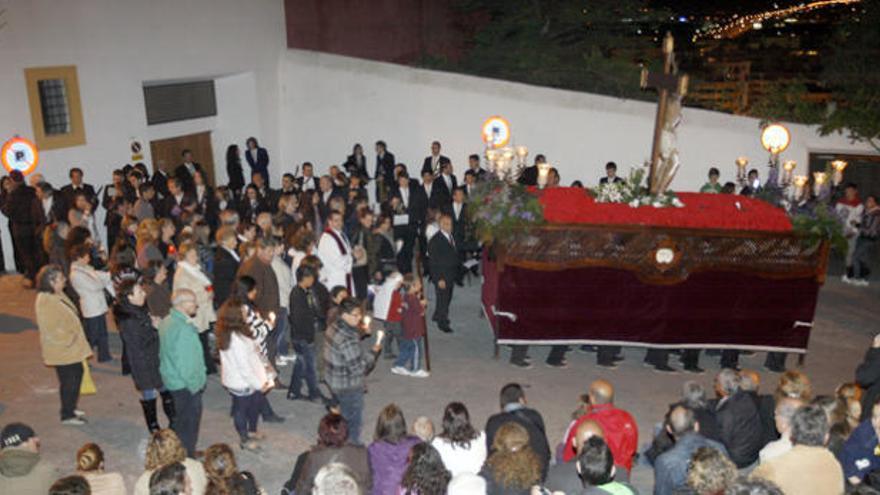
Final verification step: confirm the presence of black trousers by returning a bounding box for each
[511,345,567,364]
[765,352,787,371]
[11,225,37,280]
[645,349,669,366]
[396,228,416,274]
[170,389,203,457]
[432,282,453,327]
[597,346,622,365]
[720,350,740,369]
[352,265,369,300]
[55,362,84,420]
[198,331,217,375]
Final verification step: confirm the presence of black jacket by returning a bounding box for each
[421,155,450,176]
[857,347,880,421]
[420,181,450,213]
[375,152,396,184]
[485,407,552,480]
[427,231,461,284]
[114,300,163,391]
[60,183,98,215]
[391,185,427,227]
[289,285,319,343]
[174,162,204,193]
[344,154,369,178]
[213,247,240,308]
[517,166,538,186]
[714,391,765,468]
[227,158,245,193]
[151,170,171,199]
[2,185,38,228]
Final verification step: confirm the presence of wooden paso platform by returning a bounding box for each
[481,222,829,354]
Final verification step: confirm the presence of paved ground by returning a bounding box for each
[0,271,878,493]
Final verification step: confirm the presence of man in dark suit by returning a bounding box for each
[174,149,204,194]
[485,383,552,479]
[151,162,171,200]
[421,141,451,176]
[517,155,545,186]
[245,137,271,187]
[2,171,39,283]
[249,171,278,213]
[467,154,489,181]
[420,170,449,213]
[391,171,426,274]
[374,140,396,202]
[317,175,342,222]
[161,177,195,226]
[599,162,624,185]
[435,162,457,211]
[32,181,63,267]
[296,162,318,192]
[463,170,479,197]
[427,214,461,333]
[101,169,127,250]
[213,226,240,309]
[60,167,98,217]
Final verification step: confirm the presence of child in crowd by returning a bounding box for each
[393,274,429,378]
[372,272,404,361]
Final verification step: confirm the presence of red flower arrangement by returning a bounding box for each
[537,188,792,232]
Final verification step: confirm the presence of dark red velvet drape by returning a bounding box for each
[482,260,819,353]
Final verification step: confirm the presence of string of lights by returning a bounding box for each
[695,0,861,41]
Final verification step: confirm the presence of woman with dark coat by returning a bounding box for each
[226,144,245,199]
[283,413,371,494]
[114,278,174,433]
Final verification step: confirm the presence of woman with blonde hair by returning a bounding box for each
[479,422,541,494]
[75,443,127,494]
[774,370,812,402]
[836,382,863,429]
[173,241,217,374]
[133,429,207,495]
[136,218,163,270]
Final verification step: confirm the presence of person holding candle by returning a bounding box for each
[836,183,865,283]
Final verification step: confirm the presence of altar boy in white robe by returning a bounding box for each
[317,210,354,293]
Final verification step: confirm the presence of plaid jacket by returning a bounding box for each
[324,320,375,391]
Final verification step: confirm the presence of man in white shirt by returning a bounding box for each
[759,397,804,462]
[317,210,353,292]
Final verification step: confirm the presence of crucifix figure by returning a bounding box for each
[641,32,689,196]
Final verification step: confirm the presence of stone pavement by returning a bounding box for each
[0,273,878,493]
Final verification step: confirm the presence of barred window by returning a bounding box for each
[37,79,71,135]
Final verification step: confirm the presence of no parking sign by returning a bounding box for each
[1,137,39,175]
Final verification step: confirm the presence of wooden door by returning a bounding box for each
[150,131,215,185]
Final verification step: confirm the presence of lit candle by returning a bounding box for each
[735,157,749,182]
[793,175,808,201]
[812,171,827,197]
[537,163,550,188]
[782,160,796,184]
[831,159,848,186]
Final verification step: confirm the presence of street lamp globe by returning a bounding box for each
[761,123,791,155]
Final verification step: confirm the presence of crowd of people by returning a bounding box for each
[7,364,880,494]
[0,139,878,494]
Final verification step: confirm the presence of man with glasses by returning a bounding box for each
[158,289,206,457]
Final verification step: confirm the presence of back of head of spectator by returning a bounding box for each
[774,397,804,437]
[373,403,407,444]
[775,370,812,402]
[313,462,361,495]
[588,379,614,406]
[715,368,741,398]
[485,422,541,490]
[318,413,348,448]
[400,443,451,495]
[687,447,737,495]
[149,461,188,495]
[740,370,761,393]
[411,416,434,443]
[682,381,709,409]
[724,476,783,495]
[499,382,527,410]
[440,402,478,449]
[1,422,38,453]
[49,475,90,495]
[76,443,104,472]
[144,429,186,471]
[577,436,616,488]
[789,404,829,447]
[666,405,698,439]
[203,443,238,492]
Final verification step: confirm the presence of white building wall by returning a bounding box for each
[280,49,876,190]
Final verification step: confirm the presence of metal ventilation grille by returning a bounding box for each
[143,80,216,125]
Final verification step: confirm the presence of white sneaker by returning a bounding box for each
[842,275,853,285]
[275,358,288,368]
[74,409,85,418]
[858,279,871,287]
[62,417,86,426]
[390,366,411,376]
[410,370,430,378]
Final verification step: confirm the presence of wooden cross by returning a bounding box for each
[641,32,689,195]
